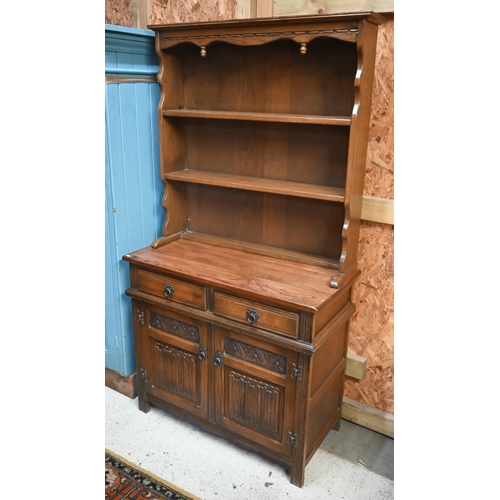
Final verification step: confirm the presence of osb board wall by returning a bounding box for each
[364,20,394,200]
[344,18,394,414]
[150,0,236,24]
[105,0,133,26]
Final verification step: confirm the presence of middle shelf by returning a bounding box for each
[165,170,346,202]
[162,109,352,126]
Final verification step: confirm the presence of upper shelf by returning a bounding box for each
[162,109,351,126]
[165,170,345,202]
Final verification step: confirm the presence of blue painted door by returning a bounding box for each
[105,25,163,376]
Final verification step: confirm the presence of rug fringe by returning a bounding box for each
[105,448,202,500]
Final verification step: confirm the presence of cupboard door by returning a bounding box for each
[139,303,209,420]
[213,326,297,457]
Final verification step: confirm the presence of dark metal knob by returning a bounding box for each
[198,345,207,361]
[163,284,175,298]
[246,308,259,324]
[213,352,223,366]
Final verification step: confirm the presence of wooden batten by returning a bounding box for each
[342,396,394,438]
[361,195,394,225]
[106,76,156,84]
[345,352,367,380]
[237,0,394,20]
[273,0,394,16]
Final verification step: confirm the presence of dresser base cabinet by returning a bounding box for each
[124,12,383,487]
[125,239,357,487]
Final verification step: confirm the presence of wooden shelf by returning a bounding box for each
[180,231,340,269]
[165,170,346,202]
[163,109,351,126]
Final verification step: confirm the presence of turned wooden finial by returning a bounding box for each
[300,43,307,55]
[200,45,207,57]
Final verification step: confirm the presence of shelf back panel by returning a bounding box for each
[184,184,344,261]
[180,119,349,189]
[170,37,357,117]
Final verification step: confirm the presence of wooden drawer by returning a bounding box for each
[213,291,299,338]
[137,269,207,310]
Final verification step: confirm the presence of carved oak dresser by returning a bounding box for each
[123,12,383,487]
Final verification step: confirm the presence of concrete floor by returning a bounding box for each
[105,386,394,499]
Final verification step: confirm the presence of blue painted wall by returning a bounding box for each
[105,24,163,376]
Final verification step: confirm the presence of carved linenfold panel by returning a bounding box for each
[152,340,199,403]
[224,338,286,375]
[227,370,280,436]
[149,312,200,343]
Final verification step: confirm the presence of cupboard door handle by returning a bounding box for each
[198,345,207,361]
[213,351,223,366]
[246,308,259,324]
[163,284,175,298]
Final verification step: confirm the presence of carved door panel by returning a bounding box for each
[139,303,209,420]
[213,326,298,458]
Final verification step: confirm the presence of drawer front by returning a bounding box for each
[137,269,207,310]
[213,291,299,338]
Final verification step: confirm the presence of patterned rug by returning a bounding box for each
[105,449,200,499]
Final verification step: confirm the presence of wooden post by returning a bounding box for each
[131,0,151,29]
[256,0,273,17]
[237,0,273,18]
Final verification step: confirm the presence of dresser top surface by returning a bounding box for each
[123,237,352,312]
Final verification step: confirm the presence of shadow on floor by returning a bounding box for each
[321,419,394,480]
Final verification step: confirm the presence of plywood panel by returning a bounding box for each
[344,221,394,413]
[150,0,237,24]
[365,19,394,199]
[344,19,394,414]
[106,0,133,26]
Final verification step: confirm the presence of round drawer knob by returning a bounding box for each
[163,284,175,298]
[246,308,259,324]
[198,345,207,361]
[213,352,223,366]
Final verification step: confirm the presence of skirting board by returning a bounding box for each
[105,368,138,399]
[341,396,394,438]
